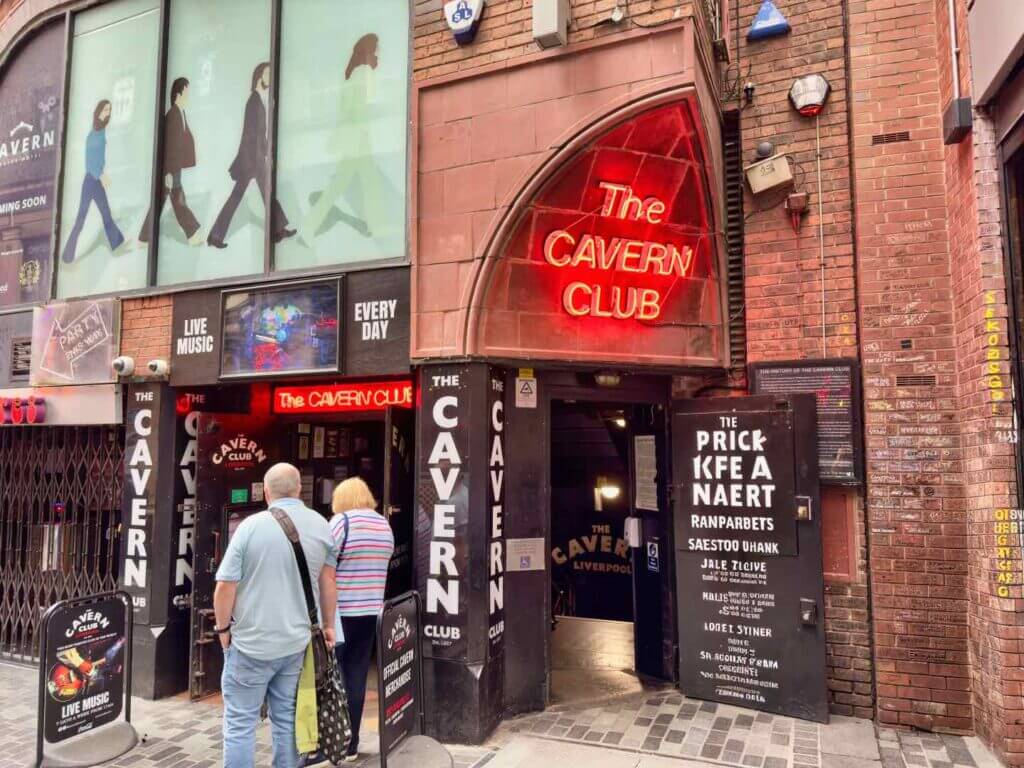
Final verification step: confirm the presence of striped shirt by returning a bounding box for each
[331,508,395,617]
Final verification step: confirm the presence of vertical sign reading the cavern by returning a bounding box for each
[417,367,470,659]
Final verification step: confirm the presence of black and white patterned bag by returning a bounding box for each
[271,508,353,764]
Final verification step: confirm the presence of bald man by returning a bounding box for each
[214,462,337,768]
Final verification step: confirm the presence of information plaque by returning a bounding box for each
[750,359,863,485]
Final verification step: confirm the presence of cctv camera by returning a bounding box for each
[147,359,170,377]
[112,356,135,377]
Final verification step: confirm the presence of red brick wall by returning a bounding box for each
[937,0,1024,763]
[848,0,970,733]
[121,297,172,366]
[413,0,705,81]
[729,0,871,717]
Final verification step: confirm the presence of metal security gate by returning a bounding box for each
[0,426,125,663]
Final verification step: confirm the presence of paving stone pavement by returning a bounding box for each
[0,662,487,768]
[0,662,1004,768]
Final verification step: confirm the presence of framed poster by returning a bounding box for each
[221,280,340,378]
[749,359,864,485]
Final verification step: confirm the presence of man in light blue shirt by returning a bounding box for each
[214,463,338,768]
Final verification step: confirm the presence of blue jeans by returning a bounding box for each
[222,646,305,768]
[62,174,125,263]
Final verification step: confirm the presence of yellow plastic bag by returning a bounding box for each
[295,643,319,754]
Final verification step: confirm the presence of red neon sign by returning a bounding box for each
[274,381,413,414]
[0,396,46,425]
[542,181,696,321]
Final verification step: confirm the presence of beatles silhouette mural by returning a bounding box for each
[62,37,392,265]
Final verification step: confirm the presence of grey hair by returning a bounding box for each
[264,462,301,500]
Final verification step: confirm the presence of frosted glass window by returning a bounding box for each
[57,0,160,298]
[155,0,272,286]
[274,0,409,272]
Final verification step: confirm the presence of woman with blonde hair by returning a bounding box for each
[329,476,394,763]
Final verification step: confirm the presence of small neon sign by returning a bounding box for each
[274,381,413,414]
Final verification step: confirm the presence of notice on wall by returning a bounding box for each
[506,538,545,572]
[675,407,821,719]
[634,435,659,511]
[43,596,128,744]
[750,360,862,485]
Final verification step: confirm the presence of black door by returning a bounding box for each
[383,405,415,597]
[671,395,828,722]
[188,413,278,700]
[629,404,674,681]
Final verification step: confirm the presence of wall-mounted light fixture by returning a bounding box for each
[594,371,622,388]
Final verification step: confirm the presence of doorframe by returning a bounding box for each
[541,371,674,698]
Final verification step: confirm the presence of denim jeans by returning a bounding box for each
[62,174,125,263]
[222,645,305,768]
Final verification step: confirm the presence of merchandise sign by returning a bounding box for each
[274,380,413,414]
[30,298,120,386]
[1,394,46,424]
[377,592,424,762]
[39,594,131,745]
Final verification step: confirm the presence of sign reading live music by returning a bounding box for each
[475,99,726,367]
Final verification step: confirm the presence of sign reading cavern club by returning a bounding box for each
[475,100,726,368]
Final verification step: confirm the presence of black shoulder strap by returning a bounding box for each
[270,507,318,627]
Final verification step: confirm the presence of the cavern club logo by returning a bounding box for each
[64,608,111,639]
[387,615,412,652]
[211,434,268,470]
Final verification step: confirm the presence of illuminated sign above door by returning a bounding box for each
[273,380,414,414]
[475,98,727,368]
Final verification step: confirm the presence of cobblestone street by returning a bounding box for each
[2,662,1003,768]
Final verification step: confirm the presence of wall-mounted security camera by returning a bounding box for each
[147,359,170,377]
[111,356,135,377]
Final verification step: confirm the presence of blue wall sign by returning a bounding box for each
[445,0,485,45]
[748,0,790,41]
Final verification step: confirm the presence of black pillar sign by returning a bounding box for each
[673,396,828,723]
[487,369,505,657]
[120,385,166,625]
[416,367,471,659]
[377,592,424,760]
[42,596,128,744]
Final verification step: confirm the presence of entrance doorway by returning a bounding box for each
[548,399,669,705]
[188,403,414,699]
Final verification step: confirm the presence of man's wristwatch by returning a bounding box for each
[212,625,231,635]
